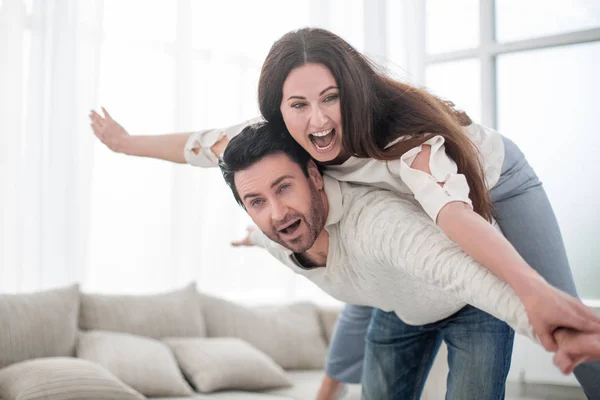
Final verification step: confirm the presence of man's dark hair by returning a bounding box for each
[219,122,315,207]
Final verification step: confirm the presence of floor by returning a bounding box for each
[506,382,587,400]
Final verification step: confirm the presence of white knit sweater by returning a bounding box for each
[251,176,536,341]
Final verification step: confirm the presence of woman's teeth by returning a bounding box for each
[309,129,336,151]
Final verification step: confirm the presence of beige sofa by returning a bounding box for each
[0,283,362,400]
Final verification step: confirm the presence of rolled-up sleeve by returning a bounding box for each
[184,129,224,167]
[390,135,473,222]
[183,116,264,168]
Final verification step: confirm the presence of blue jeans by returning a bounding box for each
[362,306,514,400]
[325,135,600,398]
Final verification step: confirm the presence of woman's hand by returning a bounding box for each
[521,281,600,351]
[89,107,130,153]
[231,226,257,247]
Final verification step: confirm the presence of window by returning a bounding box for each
[422,0,600,300]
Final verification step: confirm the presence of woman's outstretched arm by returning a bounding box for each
[90,108,230,164]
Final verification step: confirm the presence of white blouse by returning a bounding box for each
[184,119,505,222]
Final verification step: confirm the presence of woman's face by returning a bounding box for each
[280,63,343,163]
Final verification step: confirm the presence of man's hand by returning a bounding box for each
[521,282,600,351]
[89,107,130,153]
[231,226,257,247]
[553,328,600,374]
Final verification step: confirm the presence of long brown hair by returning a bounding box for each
[258,28,492,221]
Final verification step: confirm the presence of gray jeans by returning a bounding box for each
[325,135,600,399]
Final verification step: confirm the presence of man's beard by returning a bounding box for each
[267,186,326,253]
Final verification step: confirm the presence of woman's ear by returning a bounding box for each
[307,160,323,189]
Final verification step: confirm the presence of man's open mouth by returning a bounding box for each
[278,219,302,236]
[309,129,336,152]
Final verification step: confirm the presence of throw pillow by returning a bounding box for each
[0,357,144,400]
[80,282,205,339]
[200,293,328,370]
[164,337,291,392]
[77,331,193,397]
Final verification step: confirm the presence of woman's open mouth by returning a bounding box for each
[309,129,336,153]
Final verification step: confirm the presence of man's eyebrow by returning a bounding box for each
[241,175,294,202]
[242,192,259,202]
[270,175,294,188]
[287,86,339,101]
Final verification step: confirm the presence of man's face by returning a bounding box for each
[234,153,327,253]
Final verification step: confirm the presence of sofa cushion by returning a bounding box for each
[200,293,328,370]
[80,282,205,339]
[164,337,292,393]
[0,357,145,400]
[0,284,79,369]
[77,330,193,397]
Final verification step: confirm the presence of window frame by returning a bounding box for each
[422,0,600,129]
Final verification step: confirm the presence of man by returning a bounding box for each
[219,122,600,399]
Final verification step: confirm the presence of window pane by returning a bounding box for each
[425,59,481,123]
[426,0,479,54]
[497,42,600,299]
[496,0,600,43]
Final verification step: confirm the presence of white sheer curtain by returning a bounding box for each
[0,0,103,292]
[86,0,367,303]
[1,0,415,304]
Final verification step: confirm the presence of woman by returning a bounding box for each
[90,28,600,399]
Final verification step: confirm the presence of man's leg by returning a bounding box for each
[442,305,514,400]
[362,309,442,400]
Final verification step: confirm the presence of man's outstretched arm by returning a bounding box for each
[352,195,536,340]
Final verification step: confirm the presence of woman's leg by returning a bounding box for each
[443,305,514,400]
[490,136,599,397]
[325,304,373,383]
[362,309,442,400]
